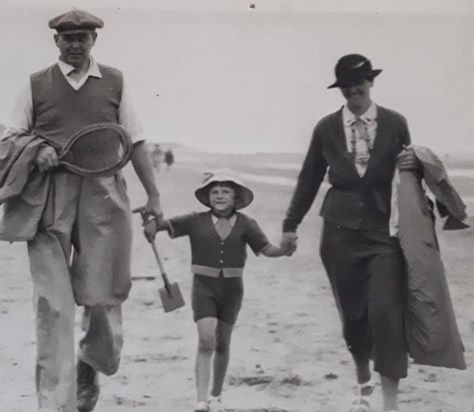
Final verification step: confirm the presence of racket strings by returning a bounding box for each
[60,124,132,176]
[67,131,124,169]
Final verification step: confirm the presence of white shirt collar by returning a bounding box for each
[57,56,102,80]
[343,102,378,126]
[211,213,237,226]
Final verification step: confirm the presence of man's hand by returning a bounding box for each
[143,194,164,227]
[35,145,59,172]
[396,145,420,171]
[281,232,298,256]
[133,200,164,243]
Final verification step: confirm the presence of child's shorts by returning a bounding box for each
[192,273,244,325]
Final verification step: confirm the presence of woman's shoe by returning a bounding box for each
[194,400,209,412]
[208,395,225,412]
[349,379,374,412]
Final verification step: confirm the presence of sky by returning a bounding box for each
[0,0,473,154]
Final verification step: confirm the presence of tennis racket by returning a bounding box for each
[55,123,133,177]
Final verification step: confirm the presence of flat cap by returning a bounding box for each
[48,9,104,34]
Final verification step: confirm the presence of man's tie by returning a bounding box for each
[215,218,232,240]
[350,117,373,177]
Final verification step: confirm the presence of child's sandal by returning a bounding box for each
[194,400,209,412]
[349,379,374,412]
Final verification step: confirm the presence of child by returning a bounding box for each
[144,170,292,412]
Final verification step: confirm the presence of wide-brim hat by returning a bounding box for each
[327,54,382,89]
[195,169,254,210]
[49,9,104,34]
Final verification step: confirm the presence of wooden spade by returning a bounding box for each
[133,207,185,313]
[149,240,185,313]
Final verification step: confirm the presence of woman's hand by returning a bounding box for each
[396,145,420,171]
[281,232,298,255]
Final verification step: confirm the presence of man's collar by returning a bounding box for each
[343,102,377,126]
[57,56,102,79]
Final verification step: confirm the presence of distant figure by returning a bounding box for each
[151,143,163,172]
[164,149,174,171]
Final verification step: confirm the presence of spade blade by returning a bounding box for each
[159,282,185,313]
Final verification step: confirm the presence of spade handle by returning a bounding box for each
[150,240,173,296]
[150,241,170,283]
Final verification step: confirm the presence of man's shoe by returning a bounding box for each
[77,360,100,412]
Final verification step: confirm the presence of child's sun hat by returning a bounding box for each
[195,169,254,210]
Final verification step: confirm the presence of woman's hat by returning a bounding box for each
[195,169,254,210]
[327,54,382,89]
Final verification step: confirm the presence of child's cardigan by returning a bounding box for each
[168,211,269,278]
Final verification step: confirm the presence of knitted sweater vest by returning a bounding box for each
[30,63,123,149]
[190,213,249,278]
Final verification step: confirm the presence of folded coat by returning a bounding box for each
[0,130,50,241]
[397,146,466,369]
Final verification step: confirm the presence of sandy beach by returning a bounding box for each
[1,152,473,412]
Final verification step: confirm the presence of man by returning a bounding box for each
[281,54,417,412]
[164,148,174,171]
[151,143,163,171]
[6,9,163,412]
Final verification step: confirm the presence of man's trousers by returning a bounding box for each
[27,172,132,411]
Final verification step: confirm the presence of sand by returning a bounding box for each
[1,154,473,412]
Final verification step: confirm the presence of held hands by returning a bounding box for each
[396,145,420,171]
[143,218,159,243]
[35,145,59,172]
[280,232,298,256]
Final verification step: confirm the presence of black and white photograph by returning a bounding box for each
[0,1,473,411]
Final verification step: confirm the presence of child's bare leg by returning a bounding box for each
[196,318,218,402]
[210,320,234,397]
[380,374,399,411]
